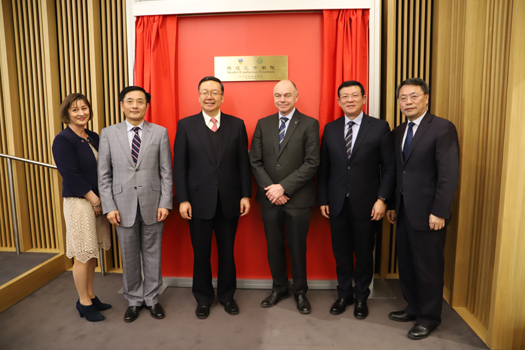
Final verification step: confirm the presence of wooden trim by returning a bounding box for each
[0,253,65,314]
[454,307,488,344]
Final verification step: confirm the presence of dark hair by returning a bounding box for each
[198,76,224,93]
[395,78,429,99]
[337,81,365,97]
[119,86,151,103]
[60,93,93,124]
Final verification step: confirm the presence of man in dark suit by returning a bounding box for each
[317,81,395,319]
[250,80,320,314]
[173,76,252,319]
[386,78,459,340]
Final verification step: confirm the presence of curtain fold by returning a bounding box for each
[320,10,369,130]
[134,15,179,140]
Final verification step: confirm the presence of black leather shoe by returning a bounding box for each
[76,300,105,322]
[195,304,211,319]
[330,297,354,315]
[388,310,417,322]
[91,296,112,311]
[221,300,239,315]
[261,291,289,308]
[354,299,368,319]
[124,305,143,323]
[294,293,312,314]
[408,324,431,340]
[147,303,165,319]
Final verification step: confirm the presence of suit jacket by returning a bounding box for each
[52,127,101,198]
[98,120,173,227]
[250,109,320,208]
[173,112,252,220]
[391,112,459,231]
[317,114,395,219]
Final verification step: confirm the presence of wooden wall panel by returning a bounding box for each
[0,69,15,250]
[10,0,58,252]
[380,0,433,278]
[433,0,524,348]
[100,0,128,272]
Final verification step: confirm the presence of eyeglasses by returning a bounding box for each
[399,94,422,103]
[200,90,222,97]
[339,94,362,102]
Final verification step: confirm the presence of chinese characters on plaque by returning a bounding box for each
[214,56,288,81]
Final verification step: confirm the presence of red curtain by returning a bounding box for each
[319,10,369,131]
[134,15,179,144]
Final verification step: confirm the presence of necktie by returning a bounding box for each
[279,117,288,148]
[403,122,415,160]
[132,126,141,165]
[210,117,218,132]
[345,121,356,159]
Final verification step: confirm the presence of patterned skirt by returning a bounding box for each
[63,197,111,263]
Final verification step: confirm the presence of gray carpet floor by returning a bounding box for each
[0,272,488,350]
[0,252,57,286]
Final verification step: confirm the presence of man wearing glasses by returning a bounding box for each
[317,80,395,320]
[173,76,252,319]
[386,78,459,340]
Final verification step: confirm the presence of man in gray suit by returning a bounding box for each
[98,86,173,323]
[250,80,320,314]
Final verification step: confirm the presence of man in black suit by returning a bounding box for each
[317,81,395,319]
[250,80,320,314]
[173,76,252,319]
[386,78,459,340]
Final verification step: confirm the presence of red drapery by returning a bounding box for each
[319,10,369,131]
[134,15,179,144]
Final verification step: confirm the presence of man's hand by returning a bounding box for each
[107,210,121,226]
[274,195,290,206]
[429,214,445,230]
[386,210,396,224]
[371,199,386,221]
[320,205,330,219]
[179,201,192,220]
[157,208,169,222]
[240,197,251,217]
[264,184,285,203]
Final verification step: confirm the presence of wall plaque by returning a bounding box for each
[214,55,288,81]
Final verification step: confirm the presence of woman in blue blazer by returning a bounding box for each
[52,93,111,322]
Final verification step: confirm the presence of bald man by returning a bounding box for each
[250,80,320,314]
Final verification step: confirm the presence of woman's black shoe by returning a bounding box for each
[91,296,112,311]
[76,300,105,322]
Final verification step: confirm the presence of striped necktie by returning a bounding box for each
[279,117,288,148]
[132,126,141,165]
[345,121,355,159]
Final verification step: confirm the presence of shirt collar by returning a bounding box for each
[408,111,427,127]
[345,111,364,126]
[202,110,221,125]
[126,119,144,131]
[279,108,296,120]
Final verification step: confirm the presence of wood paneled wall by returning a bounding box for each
[0,0,127,265]
[380,0,434,279]
[54,0,129,272]
[432,0,524,348]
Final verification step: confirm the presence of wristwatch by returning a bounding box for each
[378,196,387,203]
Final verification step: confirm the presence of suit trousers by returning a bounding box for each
[329,197,377,300]
[188,198,239,306]
[260,205,311,295]
[116,204,164,307]
[396,199,446,330]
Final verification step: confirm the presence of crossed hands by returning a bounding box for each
[265,184,289,205]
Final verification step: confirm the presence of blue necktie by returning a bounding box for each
[279,117,288,148]
[403,122,415,160]
[132,127,141,165]
[345,121,355,159]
